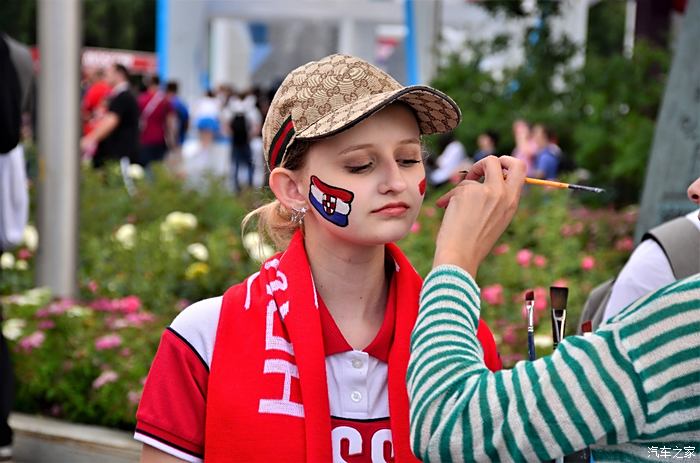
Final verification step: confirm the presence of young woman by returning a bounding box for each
[135,54,502,463]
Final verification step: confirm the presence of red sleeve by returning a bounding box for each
[476,319,502,372]
[135,328,209,459]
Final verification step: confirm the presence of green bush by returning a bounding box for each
[1,166,636,428]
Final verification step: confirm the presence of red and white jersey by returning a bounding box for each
[135,281,397,463]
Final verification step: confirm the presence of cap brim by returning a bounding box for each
[295,85,461,140]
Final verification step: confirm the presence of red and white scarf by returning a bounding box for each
[205,230,500,462]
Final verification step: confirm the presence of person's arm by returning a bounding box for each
[408,265,648,461]
[408,156,647,461]
[80,112,119,152]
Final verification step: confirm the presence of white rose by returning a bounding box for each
[1,252,15,269]
[23,225,39,252]
[242,232,261,250]
[114,224,136,249]
[67,306,91,318]
[2,318,26,341]
[15,260,28,271]
[187,243,209,261]
[248,243,275,262]
[165,212,198,232]
[127,164,145,180]
[179,213,198,230]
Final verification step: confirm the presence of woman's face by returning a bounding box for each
[297,104,425,246]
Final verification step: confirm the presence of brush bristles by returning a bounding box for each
[550,286,569,310]
[525,290,534,302]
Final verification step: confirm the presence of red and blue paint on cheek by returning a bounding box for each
[309,176,355,227]
[419,177,426,196]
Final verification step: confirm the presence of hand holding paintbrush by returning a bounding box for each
[432,156,527,276]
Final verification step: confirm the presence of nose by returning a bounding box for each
[378,160,408,195]
[688,176,700,206]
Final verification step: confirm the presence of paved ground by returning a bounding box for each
[8,414,140,463]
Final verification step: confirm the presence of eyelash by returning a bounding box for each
[346,158,422,174]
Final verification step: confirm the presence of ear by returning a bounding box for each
[269,167,307,210]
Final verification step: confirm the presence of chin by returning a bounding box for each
[353,223,412,246]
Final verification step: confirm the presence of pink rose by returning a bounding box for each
[423,206,437,218]
[92,370,119,389]
[581,256,596,271]
[533,287,548,312]
[128,389,143,405]
[118,295,141,314]
[87,280,99,293]
[95,334,122,351]
[516,249,533,267]
[615,236,634,252]
[482,284,504,306]
[492,244,510,256]
[501,325,518,346]
[533,255,547,268]
[19,331,46,351]
[410,222,421,233]
[17,248,32,260]
[38,320,55,330]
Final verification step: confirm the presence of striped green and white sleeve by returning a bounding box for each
[407,265,650,462]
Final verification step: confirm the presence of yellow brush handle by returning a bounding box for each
[524,178,569,189]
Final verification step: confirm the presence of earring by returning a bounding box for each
[290,206,307,225]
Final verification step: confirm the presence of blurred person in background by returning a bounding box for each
[428,131,468,187]
[164,81,190,175]
[181,117,221,190]
[532,123,561,180]
[81,68,111,136]
[597,176,700,324]
[80,63,139,169]
[223,90,261,192]
[473,130,499,162]
[137,75,175,168]
[511,118,537,175]
[192,89,222,135]
[0,32,33,463]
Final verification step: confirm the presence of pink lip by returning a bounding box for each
[372,202,409,216]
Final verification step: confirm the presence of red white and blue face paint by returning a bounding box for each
[309,176,355,227]
[418,177,426,196]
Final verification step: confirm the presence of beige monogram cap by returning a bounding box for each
[263,53,461,170]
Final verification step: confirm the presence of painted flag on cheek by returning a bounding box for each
[309,175,354,228]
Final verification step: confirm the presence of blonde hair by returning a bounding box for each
[242,141,311,251]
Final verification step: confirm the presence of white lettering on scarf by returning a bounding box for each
[258,258,304,418]
[258,359,304,417]
[265,300,293,354]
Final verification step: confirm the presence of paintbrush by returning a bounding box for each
[458,170,605,194]
[549,286,569,351]
[525,290,536,361]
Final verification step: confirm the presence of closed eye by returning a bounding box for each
[346,163,373,174]
[398,159,422,167]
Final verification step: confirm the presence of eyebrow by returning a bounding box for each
[338,138,421,156]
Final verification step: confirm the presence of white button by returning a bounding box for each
[351,359,363,369]
[350,391,362,402]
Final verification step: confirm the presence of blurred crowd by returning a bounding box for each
[79,63,277,192]
[427,118,563,187]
